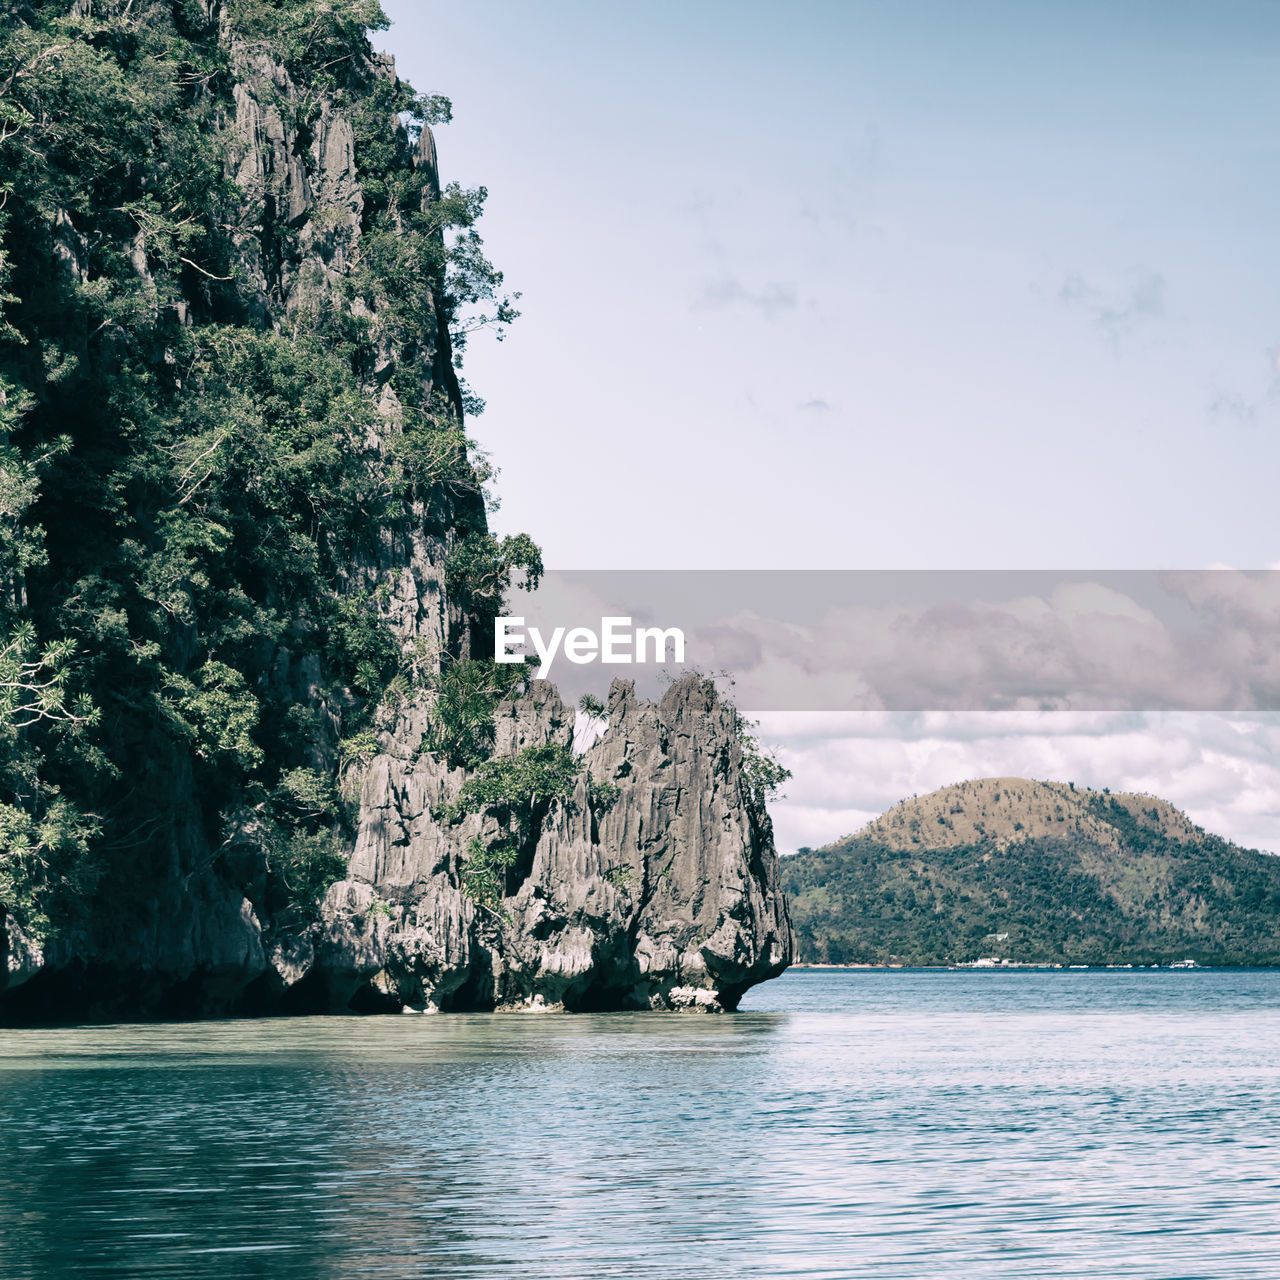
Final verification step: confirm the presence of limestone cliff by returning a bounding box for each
[0,3,790,1019]
[319,676,790,1012]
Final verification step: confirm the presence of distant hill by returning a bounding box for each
[783,778,1280,966]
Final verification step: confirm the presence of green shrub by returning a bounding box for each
[422,657,528,769]
[734,711,792,805]
[446,744,579,918]
[460,835,519,910]
[444,532,542,618]
[587,773,620,810]
[265,826,349,917]
[445,742,578,827]
[604,864,634,890]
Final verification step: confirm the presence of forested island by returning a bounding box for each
[0,0,790,1020]
[785,778,1280,967]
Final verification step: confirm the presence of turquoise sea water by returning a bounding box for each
[3,968,1279,1278]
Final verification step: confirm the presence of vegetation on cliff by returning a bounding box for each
[784,778,1280,966]
[0,3,795,1023]
[0,0,525,941]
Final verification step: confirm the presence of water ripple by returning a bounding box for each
[1,970,1279,1277]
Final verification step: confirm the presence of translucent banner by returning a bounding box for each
[498,570,1280,711]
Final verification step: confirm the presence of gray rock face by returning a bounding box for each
[225,43,363,325]
[317,675,791,1012]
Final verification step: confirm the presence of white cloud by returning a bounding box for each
[693,277,798,319]
[1059,269,1165,343]
[762,710,1280,856]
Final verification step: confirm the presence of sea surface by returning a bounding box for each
[3,968,1279,1279]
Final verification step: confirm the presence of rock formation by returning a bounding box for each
[0,3,791,1020]
[319,676,791,1012]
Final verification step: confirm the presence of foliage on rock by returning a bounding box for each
[460,834,517,912]
[422,656,529,770]
[445,742,578,828]
[0,0,533,939]
[445,742,578,911]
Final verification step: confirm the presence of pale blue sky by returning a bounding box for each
[382,0,1280,571]
[380,3,1280,849]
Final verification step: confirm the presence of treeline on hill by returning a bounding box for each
[0,1,535,941]
[783,794,1280,967]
